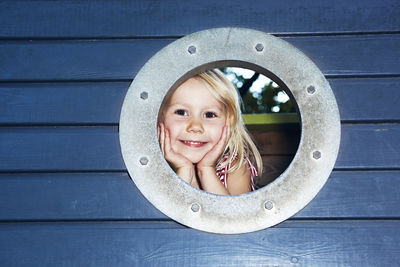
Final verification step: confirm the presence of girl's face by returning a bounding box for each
[162,77,227,163]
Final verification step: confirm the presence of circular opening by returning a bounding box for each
[222,67,301,188]
[120,27,341,234]
[157,64,301,194]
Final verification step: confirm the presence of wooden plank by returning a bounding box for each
[0,35,399,81]
[0,171,398,220]
[298,171,400,218]
[336,124,400,169]
[330,78,400,122]
[0,220,399,266]
[0,124,399,171]
[286,35,400,77]
[1,78,399,124]
[0,39,171,81]
[0,173,165,220]
[1,0,399,38]
[252,130,300,155]
[260,155,296,186]
[0,127,125,171]
[0,82,129,124]
[243,114,300,132]
[243,114,300,125]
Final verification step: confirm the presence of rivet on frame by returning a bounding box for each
[312,151,322,160]
[188,45,197,54]
[191,203,201,212]
[255,43,264,52]
[307,85,316,95]
[140,91,148,100]
[139,156,149,166]
[291,256,300,263]
[264,200,274,210]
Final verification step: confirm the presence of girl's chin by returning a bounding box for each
[175,147,210,164]
[187,156,203,164]
[184,153,207,164]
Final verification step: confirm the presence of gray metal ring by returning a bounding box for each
[119,27,340,234]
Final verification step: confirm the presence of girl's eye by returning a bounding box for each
[204,112,217,118]
[175,109,187,116]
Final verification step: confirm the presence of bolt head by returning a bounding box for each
[264,200,274,210]
[140,91,148,100]
[139,157,149,165]
[188,45,196,54]
[191,203,200,212]
[313,151,321,159]
[307,85,316,94]
[255,43,264,52]
[291,256,299,263]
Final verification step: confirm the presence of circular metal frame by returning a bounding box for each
[119,27,340,234]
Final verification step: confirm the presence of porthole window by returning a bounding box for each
[120,28,340,234]
[222,67,301,188]
[157,66,301,193]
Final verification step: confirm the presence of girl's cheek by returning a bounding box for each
[166,120,184,140]
[208,123,226,140]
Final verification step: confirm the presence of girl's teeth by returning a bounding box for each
[185,141,202,145]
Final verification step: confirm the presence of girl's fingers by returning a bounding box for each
[164,127,174,159]
[200,123,229,167]
[164,128,169,150]
[159,123,165,156]
[162,128,192,169]
[218,122,229,149]
[213,120,231,156]
[160,124,174,160]
[157,124,161,145]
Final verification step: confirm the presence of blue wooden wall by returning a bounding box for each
[1,0,399,266]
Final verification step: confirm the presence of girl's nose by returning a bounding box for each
[187,117,204,133]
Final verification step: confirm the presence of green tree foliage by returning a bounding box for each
[221,68,296,114]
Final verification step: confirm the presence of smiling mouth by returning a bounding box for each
[180,140,207,148]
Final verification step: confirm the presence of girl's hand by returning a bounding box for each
[195,120,232,195]
[197,119,230,170]
[158,123,197,186]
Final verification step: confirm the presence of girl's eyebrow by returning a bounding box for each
[168,103,223,111]
[167,103,188,109]
[167,100,225,113]
[207,106,224,113]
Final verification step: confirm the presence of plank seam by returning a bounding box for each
[1,168,400,175]
[0,30,399,41]
[1,74,399,84]
[1,121,399,128]
[0,76,399,87]
[0,218,399,225]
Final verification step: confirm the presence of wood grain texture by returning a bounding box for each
[0,124,399,171]
[0,35,399,81]
[1,0,399,265]
[0,82,129,124]
[0,171,399,221]
[330,78,400,122]
[1,78,399,124]
[0,221,399,266]
[0,78,400,125]
[1,0,399,38]
[0,39,171,81]
[260,155,295,186]
[252,130,300,155]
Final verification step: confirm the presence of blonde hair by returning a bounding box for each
[159,69,263,177]
[197,69,262,177]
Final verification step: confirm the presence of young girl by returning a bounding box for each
[158,69,262,195]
